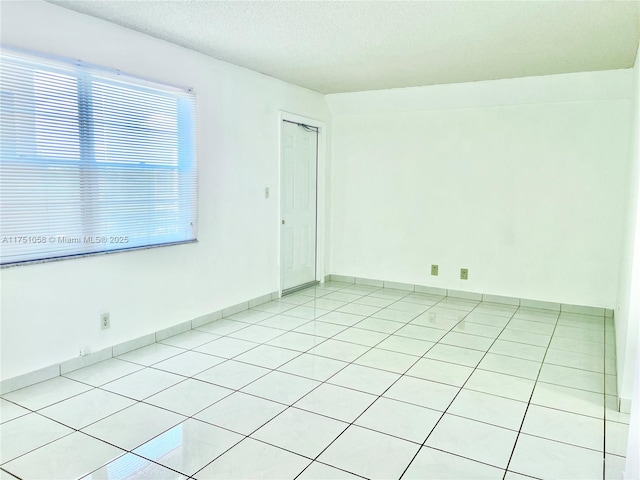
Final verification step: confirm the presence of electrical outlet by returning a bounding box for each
[460,268,468,280]
[100,313,110,330]
[431,264,439,276]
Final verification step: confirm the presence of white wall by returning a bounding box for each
[327,71,632,308]
[616,42,640,411]
[0,1,330,381]
[619,44,640,478]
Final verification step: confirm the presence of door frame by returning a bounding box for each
[277,111,327,295]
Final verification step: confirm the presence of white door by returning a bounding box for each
[281,120,318,292]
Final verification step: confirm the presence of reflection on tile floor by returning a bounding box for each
[0,281,631,479]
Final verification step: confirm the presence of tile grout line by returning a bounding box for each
[190,283,419,478]
[500,308,563,479]
[225,285,430,477]
[221,285,463,477]
[113,283,390,477]
[291,294,482,479]
[397,300,523,479]
[289,298,457,478]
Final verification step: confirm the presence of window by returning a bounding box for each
[0,49,198,266]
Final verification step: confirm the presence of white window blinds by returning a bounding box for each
[0,50,198,266]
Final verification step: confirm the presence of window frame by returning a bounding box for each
[0,47,199,268]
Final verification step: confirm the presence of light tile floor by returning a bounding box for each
[0,281,631,480]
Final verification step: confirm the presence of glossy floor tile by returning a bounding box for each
[132,418,242,476]
[403,447,504,479]
[82,452,188,480]
[277,353,348,381]
[81,403,185,451]
[252,407,347,458]
[151,351,225,377]
[0,285,627,479]
[115,343,184,366]
[383,375,460,411]
[39,388,135,429]
[294,383,377,423]
[144,379,232,416]
[509,433,604,480]
[328,363,400,395]
[354,347,418,373]
[0,399,30,424]
[296,461,362,479]
[447,388,528,430]
[521,404,604,451]
[62,358,144,387]
[2,432,123,479]
[354,396,441,443]
[194,391,286,435]
[240,370,320,404]
[425,414,518,468]
[158,330,219,350]
[2,377,91,411]
[406,357,473,387]
[317,425,419,479]
[1,413,73,463]
[194,360,270,390]
[195,437,309,479]
[101,368,184,401]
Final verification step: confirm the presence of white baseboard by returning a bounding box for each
[619,396,632,414]
[327,274,612,315]
[0,290,279,395]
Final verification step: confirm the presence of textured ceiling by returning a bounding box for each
[48,0,640,94]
